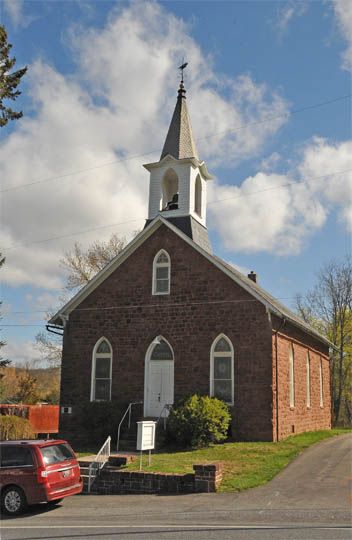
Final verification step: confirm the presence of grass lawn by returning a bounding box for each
[124,429,349,492]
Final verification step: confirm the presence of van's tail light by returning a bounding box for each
[37,467,49,484]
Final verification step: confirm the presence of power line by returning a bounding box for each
[2,295,298,320]
[1,93,350,194]
[2,166,351,251]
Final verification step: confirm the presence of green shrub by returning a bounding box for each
[0,415,36,440]
[166,395,231,448]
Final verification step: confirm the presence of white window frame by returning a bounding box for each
[289,344,295,408]
[152,249,171,295]
[306,352,311,408]
[319,358,324,407]
[210,334,234,406]
[90,337,113,402]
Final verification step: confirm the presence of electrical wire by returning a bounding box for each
[1,93,350,194]
[2,166,351,251]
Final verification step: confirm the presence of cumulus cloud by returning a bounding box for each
[1,1,289,289]
[333,0,352,69]
[209,138,352,255]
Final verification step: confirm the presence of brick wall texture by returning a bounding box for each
[59,223,331,443]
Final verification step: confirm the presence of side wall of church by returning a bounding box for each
[271,317,331,441]
[59,224,274,444]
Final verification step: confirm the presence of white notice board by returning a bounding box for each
[136,421,156,451]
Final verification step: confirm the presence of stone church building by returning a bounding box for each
[51,80,332,442]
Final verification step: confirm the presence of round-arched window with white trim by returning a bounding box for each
[91,338,112,401]
[210,335,234,405]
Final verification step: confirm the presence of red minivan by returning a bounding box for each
[0,439,83,515]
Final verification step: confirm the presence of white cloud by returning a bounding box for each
[333,0,352,69]
[260,152,281,172]
[3,0,35,29]
[4,340,43,367]
[209,138,352,255]
[275,1,308,38]
[0,1,289,289]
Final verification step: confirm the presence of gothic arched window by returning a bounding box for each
[152,250,170,295]
[210,335,234,405]
[91,338,112,401]
[194,174,202,217]
[162,168,179,210]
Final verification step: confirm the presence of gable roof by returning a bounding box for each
[49,215,332,348]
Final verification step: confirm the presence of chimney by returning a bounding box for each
[248,271,257,283]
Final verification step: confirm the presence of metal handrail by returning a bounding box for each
[116,401,143,452]
[156,403,172,430]
[87,435,111,493]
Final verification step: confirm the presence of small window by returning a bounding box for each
[319,359,324,407]
[153,250,170,295]
[306,352,311,408]
[289,344,295,408]
[210,334,234,405]
[0,446,33,468]
[91,338,112,401]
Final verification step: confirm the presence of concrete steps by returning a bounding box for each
[78,454,136,493]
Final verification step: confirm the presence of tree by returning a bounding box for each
[0,25,27,128]
[35,233,128,365]
[61,233,127,292]
[296,256,352,425]
[16,369,39,404]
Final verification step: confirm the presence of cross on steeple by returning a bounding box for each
[178,60,188,84]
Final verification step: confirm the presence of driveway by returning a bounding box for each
[2,433,351,540]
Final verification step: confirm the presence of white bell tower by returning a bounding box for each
[144,80,213,251]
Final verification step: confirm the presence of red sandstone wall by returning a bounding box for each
[59,224,274,442]
[272,326,331,441]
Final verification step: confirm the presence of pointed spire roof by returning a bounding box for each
[160,82,199,161]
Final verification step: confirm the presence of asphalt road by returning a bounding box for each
[1,433,351,540]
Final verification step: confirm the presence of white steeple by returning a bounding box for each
[143,80,213,233]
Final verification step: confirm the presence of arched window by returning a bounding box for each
[152,250,170,295]
[162,168,179,210]
[319,358,324,407]
[150,338,174,361]
[194,174,202,217]
[210,335,234,405]
[289,344,295,408]
[306,352,311,408]
[91,338,112,401]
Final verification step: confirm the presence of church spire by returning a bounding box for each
[160,80,199,161]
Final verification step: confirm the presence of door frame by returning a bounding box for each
[144,336,174,417]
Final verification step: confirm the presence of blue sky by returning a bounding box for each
[0,0,351,365]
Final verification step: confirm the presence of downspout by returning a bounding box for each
[274,317,286,442]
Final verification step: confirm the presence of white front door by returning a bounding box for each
[146,360,174,417]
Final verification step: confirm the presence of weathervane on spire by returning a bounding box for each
[178,59,188,84]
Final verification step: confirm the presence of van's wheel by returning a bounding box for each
[1,486,27,516]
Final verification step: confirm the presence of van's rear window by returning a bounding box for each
[40,443,75,465]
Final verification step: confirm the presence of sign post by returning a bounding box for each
[136,421,156,470]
